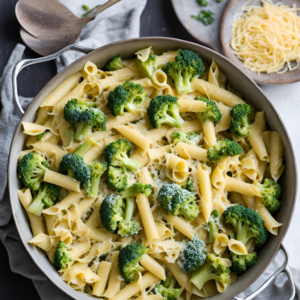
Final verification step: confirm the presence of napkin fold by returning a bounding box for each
[0,1,299,299]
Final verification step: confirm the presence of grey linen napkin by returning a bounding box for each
[0,2,298,300]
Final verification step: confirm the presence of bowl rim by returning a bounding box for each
[8,36,298,300]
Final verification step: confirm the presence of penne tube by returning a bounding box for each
[225,176,260,197]
[165,262,193,293]
[202,121,217,149]
[254,197,282,235]
[213,233,229,255]
[197,165,213,222]
[163,214,193,239]
[92,261,112,297]
[269,131,285,182]
[114,125,150,150]
[44,169,81,192]
[28,233,52,251]
[17,189,46,236]
[109,272,160,300]
[193,78,245,107]
[174,143,208,161]
[228,239,248,255]
[41,72,82,107]
[140,254,166,280]
[178,98,206,112]
[137,194,159,243]
[248,123,269,162]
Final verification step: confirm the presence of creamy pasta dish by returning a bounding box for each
[17,46,284,300]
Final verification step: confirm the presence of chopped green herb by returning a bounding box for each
[83,5,90,11]
[217,0,223,2]
[197,0,208,6]
[191,10,214,25]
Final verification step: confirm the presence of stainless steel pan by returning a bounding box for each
[8,37,297,300]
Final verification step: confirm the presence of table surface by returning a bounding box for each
[1,1,300,300]
[0,1,198,299]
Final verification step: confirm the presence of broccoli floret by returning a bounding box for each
[121,182,152,198]
[172,131,198,145]
[107,81,148,116]
[147,95,184,129]
[104,138,140,171]
[86,162,107,198]
[106,166,129,192]
[100,195,139,237]
[36,130,47,141]
[136,54,157,79]
[153,273,180,300]
[27,182,60,216]
[18,152,50,191]
[162,49,205,95]
[58,153,91,189]
[74,138,97,156]
[222,205,268,249]
[207,210,220,244]
[179,236,207,273]
[207,139,243,162]
[259,178,281,214]
[190,253,230,290]
[197,96,222,124]
[230,104,252,137]
[158,183,199,221]
[64,98,106,142]
[230,251,257,275]
[54,241,72,270]
[105,54,124,71]
[184,178,194,192]
[118,243,148,282]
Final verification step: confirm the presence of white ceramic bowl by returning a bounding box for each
[8,37,297,300]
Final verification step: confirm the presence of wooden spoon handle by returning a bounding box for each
[83,0,122,21]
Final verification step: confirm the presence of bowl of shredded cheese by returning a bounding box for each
[221,0,300,84]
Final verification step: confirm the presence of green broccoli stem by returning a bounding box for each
[173,74,188,95]
[236,221,254,245]
[75,123,93,142]
[121,186,140,198]
[119,156,140,171]
[164,113,184,128]
[208,219,218,244]
[163,274,176,289]
[197,112,209,124]
[137,64,153,79]
[124,197,136,223]
[182,71,193,93]
[88,173,101,198]
[74,138,97,156]
[125,95,140,113]
[27,189,45,216]
[191,262,218,290]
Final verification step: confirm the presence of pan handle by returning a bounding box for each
[12,44,94,115]
[233,244,295,300]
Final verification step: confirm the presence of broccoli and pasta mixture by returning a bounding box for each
[17,47,284,299]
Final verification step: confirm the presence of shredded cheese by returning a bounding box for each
[231,0,300,73]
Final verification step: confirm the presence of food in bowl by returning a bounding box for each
[17,46,284,299]
[230,0,300,74]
